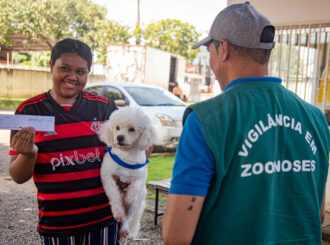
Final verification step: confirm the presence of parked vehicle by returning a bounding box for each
[85,82,187,149]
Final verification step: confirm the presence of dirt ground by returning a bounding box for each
[0,110,164,245]
[1,109,330,245]
[0,169,164,245]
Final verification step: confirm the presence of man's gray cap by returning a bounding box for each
[192,2,275,49]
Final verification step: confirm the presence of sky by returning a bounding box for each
[91,0,228,34]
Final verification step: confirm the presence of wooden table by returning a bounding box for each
[147,178,171,225]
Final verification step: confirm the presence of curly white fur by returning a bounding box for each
[98,107,156,240]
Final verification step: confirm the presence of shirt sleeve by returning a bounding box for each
[169,110,214,196]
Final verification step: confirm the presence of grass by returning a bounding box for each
[0,98,25,110]
[146,154,175,205]
[147,154,175,182]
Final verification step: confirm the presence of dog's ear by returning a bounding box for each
[98,120,113,146]
[138,122,157,150]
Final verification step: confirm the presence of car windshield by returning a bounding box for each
[125,87,185,106]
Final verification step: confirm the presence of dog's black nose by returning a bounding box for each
[117,135,125,143]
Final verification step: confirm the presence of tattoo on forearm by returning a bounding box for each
[187,197,197,211]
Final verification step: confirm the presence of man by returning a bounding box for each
[162,2,330,245]
[172,81,183,99]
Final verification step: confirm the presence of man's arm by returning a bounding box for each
[321,189,326,224]
[9,127,38,184]
[162,111,213,244]
[162,194,205,245]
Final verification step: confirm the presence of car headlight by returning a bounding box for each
[156,114,176,127]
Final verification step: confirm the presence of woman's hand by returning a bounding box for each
[112,175,129,191]
[145,145,154,158]
[112,175,130,211]
[11,127,38,158]
[9,127,38,184]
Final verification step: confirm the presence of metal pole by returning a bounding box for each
[277,26,283,79]
[322,30,330,113]
[303,25,312,101]
[314,24,322,106]
[295,25,302,94]
[154,188,159,225]
[136,0,141,45]
[286,27,293,89]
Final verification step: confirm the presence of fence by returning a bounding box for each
[269,22,330,113]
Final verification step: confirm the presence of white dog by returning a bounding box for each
[98,106,157,240]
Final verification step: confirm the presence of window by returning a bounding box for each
[125,87,185,106]
[103,86,129,105]
[84,86,103,96]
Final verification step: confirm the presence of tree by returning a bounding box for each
[93,20,132,63]
[0,0,131,62]
[140,19,201,62]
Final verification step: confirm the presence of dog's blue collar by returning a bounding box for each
[104,147,149,170]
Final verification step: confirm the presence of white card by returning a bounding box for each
[0,114,55,132]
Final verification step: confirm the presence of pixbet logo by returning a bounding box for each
[50,148,101,171]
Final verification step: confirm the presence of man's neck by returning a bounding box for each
[222,61,269,88]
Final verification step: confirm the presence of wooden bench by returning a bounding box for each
[147,178,171,225]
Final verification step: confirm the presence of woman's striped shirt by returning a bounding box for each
[10,91,117,236]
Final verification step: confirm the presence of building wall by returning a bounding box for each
[106,45,146,84]
[0,66,104,99]
[227,0,330,25]
[144,46,171,90]
[172,54,186,92]
[0,67,52,98]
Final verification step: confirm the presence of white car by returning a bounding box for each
[84,82,187,149]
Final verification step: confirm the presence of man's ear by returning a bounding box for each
[219,39,230,62]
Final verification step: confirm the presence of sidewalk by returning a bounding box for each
[0,109,15,114]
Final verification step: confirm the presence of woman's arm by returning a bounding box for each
[9,127,38,184]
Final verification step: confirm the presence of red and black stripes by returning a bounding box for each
[82,91,109,104]
[17,94,47,112]
[10,91,117,237]
[35,121,104,143]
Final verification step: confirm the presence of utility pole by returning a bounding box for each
[136,0,141,45]
[202,46,207,86]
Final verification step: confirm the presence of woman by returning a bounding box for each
[9,39,119,244]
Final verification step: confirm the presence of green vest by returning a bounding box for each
[186,80,330,244]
